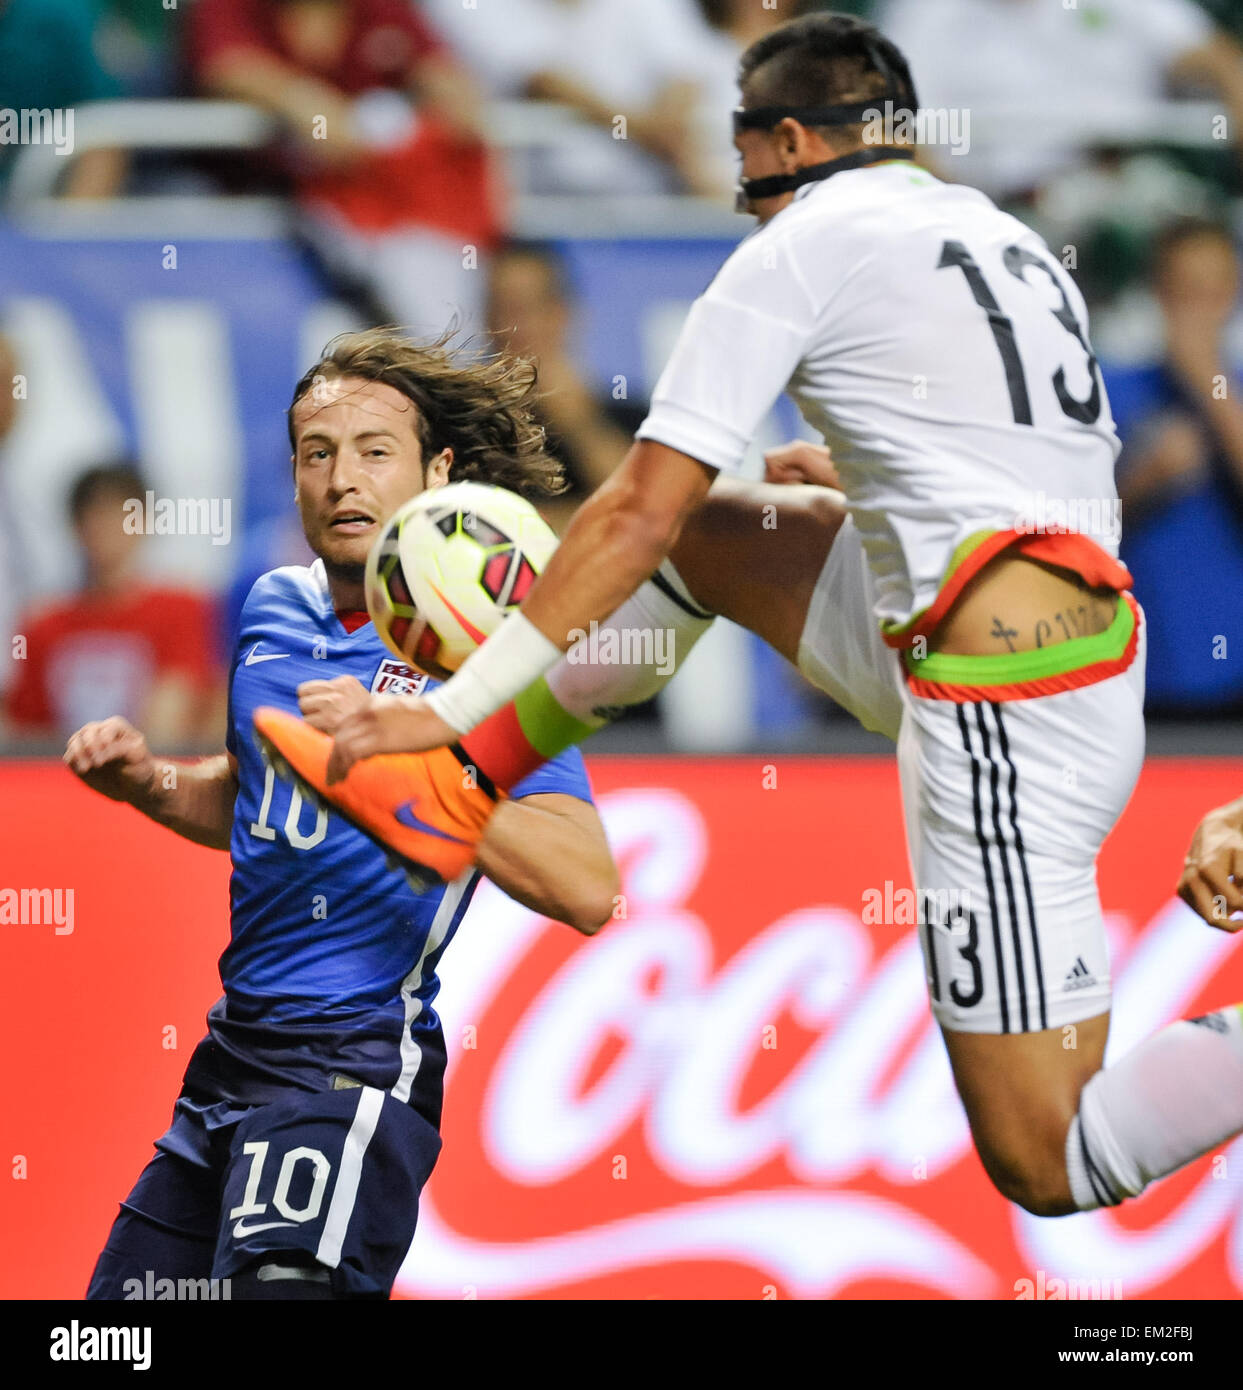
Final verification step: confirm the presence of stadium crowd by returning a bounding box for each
[2,0,1243,745]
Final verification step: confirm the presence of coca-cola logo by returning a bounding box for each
[397,772,1243,1300]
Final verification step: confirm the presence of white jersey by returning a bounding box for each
[637,162,1128,640]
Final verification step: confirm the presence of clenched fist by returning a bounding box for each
[763,440,841,489]
[63,717,159,804]
[298,675,373,735]
[1177,795,1243,930]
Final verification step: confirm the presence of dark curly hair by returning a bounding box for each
[738,11,917,149]
[288,326,567,498]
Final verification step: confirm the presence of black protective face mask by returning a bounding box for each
[734,136,915,211]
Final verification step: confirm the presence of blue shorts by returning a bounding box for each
[87,1084,441,1299]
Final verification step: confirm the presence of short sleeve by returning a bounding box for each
[510,745,594,804]
[224,573,272,757]
[225,675,238,758]
[636,230,820,473]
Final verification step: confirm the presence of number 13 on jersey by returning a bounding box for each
[939,239,1103,428]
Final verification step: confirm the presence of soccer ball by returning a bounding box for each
[365,481,558,682]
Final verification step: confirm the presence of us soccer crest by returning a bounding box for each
[370,659,429,697]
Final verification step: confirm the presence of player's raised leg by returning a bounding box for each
[942,989,1243,1217]
[669,475,843,666]
[531,473,871,749]
[899,624,1243,1215]
[671,472,903,741]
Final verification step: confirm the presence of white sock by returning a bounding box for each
[545,559,715,726]
[1065,1004,1243,1209]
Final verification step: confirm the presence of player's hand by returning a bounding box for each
[327,696,459,784]
[298,675,372,736]
[63,717,158,804]
[764,441,842,489]
[1177,795,1243,931]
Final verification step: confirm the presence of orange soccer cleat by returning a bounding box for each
[252,706,501,890]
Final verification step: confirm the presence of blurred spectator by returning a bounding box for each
[5,462,223,745]
[186,0,502,334]
[488,244,646,533]
[1107,220,1243,716]
[95,0,185,98]
[0,0,126,197]
[879,0,1243,202]
[421,0,719,196]
[688,0,803,199]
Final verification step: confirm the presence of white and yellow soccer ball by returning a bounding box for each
[365,481,559,682]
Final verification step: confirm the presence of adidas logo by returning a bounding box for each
[1064,956,1097,991]
[1189,1011,1229,1034]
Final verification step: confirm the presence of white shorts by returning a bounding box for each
[797,524,1146,1035]
[796,513,906,742]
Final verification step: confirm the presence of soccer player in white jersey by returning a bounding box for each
[259,12,1243,1227]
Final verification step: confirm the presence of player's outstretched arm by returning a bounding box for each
[298,676,618,931]
[475,792,619,936]
[1178,794,1243,930]
[63,717,238,851]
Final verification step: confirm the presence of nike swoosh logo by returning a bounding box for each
[394,802,470,844]
[428,581,490,647]
[245,643,291,666]
[232,1218,297,1238]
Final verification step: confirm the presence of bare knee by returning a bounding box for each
[976,1138,1078,1217]
[942,1014,1109,1218]
[802,484,848,534]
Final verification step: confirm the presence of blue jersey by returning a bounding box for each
[182,560,593,1126]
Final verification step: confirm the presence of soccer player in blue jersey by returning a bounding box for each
[65,330,619,1301]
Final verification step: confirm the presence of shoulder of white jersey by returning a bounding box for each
[698,204,823,322]
[706,164,976,309]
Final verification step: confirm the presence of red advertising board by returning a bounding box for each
[3,756,1242,1300]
